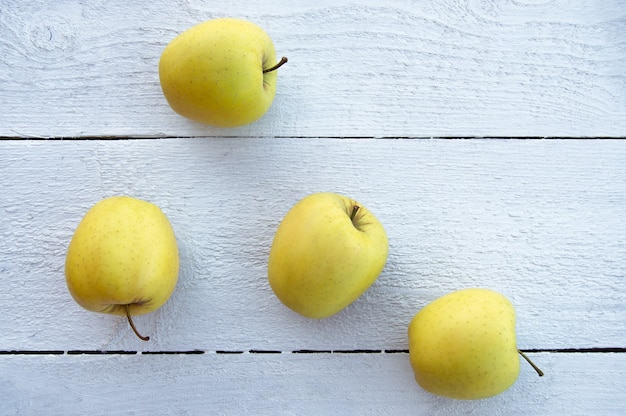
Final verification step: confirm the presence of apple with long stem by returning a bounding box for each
[65,196,179,341]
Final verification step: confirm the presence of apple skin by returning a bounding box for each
[268,192,389,319]
[158,17,284,127]
[65,196,179,318]
[408,288,520,400]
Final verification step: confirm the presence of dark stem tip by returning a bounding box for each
[125,304,150,341]
[263,57,288,73]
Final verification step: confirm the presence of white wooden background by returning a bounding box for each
[1,0,625,415]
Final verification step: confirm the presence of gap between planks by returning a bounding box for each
[0,348,625,356]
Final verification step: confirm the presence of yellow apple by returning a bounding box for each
[408,288,543,400]
[158,17,288,127]
[268,192,388,319]
[65,196,179,341]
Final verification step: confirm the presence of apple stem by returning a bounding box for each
[125,304,150,341]
[263,57,288,73]
[518,349,544,377]
[350,205,360,222]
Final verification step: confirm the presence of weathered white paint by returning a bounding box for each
[0,139,624,414]
[1,353,625,415]
[0,0,625,138]
[1,0,625,414]
[1,139,625,351]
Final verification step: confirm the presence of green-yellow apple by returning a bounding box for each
[408,288,543,400]
[268,192,388,319]
[65,196,179,341]
[158,17,288,127]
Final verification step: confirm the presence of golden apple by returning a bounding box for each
[65,196,179,341]
[268,192,388,319]
[159,17,287,127]
[408,288,543,400]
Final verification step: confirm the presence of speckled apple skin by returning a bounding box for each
[268,192,388,319]
[408,288,520,400]
[158,18,280,127]
[65,196,179,316]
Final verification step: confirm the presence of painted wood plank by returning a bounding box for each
[1,352,625,415]
[1,138,624,351]
[1,0,625,138]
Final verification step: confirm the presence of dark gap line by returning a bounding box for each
[0,350,65,355]
[293,349,333,354]
[67,350,138,355]
[522,347,626,354]
[141,350,205,355]
[384,349,410,354]
[1,347,624,356]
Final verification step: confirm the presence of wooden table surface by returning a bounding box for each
[1,1,625,414]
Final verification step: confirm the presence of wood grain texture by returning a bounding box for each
[1,352,625,415]
[1,1,626,413]
[1,0,625,138]
[1,138,624,352]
